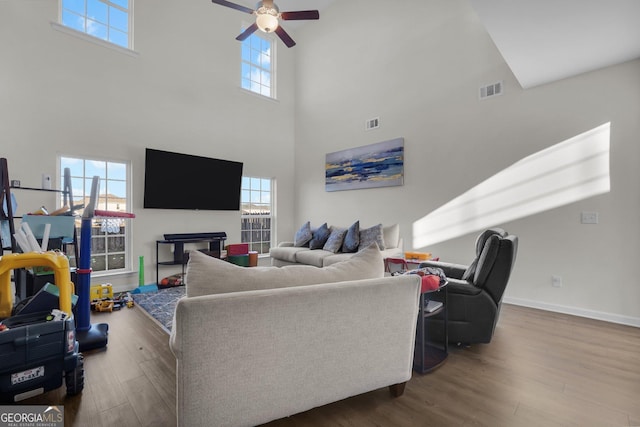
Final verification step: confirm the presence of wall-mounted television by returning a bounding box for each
[143,148,243,211]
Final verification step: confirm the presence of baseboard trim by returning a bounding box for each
[503,297,640,328]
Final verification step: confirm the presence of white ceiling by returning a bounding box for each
[253,0,640,89]
[460,0,640,88]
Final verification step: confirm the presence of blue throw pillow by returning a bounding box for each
[323,226,347,253]
[341,221,360,253]
[294,221,313,247]
[309,223,331,249]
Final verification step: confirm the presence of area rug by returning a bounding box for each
[131,286,185,333]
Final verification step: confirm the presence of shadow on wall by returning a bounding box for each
[413,122,611,248]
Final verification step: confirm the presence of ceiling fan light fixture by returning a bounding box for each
[255,3,279,33]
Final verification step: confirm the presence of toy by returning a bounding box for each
[113,292,134,310]
[90,283,113,301]
[90,283,115,312]
[75,177,134,351]
[0,253,84,402]
[93,300,114,312]
[90,290,134,312]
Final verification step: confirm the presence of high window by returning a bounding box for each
[241,31,274,98]
[241,177,273,254]
[60,0,132,49]
[60,156,131,274]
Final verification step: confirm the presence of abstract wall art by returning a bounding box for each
[325,137,404,192]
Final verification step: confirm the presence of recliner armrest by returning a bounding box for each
[419,260,467,279]
[445,278,483,296]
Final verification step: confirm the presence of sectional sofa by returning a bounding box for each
[270,222,403,267]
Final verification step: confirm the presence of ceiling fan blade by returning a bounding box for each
[280,10,320,20]
[211,0,254,15]
[236,23,258,41]
[274,26,296,48]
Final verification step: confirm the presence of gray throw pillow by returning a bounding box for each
[358,223,385,251]
[294,221,313,247]
[341,221,360,253]
[323,226,347,253]
[308,223,331,249]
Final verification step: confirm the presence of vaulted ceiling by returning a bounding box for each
[275,0,640,89]
[468,0,640,88]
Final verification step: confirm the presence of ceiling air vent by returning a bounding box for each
[365,117,380,131]
[479,81,503,100]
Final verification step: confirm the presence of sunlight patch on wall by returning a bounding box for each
[413,122,611,249]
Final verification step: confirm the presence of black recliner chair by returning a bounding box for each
[419,228,518,345]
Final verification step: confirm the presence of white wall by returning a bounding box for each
[2,0,639,326]
[293,0,640,325]
[0,0,297,289]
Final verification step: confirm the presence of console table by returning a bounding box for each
[155,232,226,285]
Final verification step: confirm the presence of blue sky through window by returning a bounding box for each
[241,32,273,97]
[61,0,130,49]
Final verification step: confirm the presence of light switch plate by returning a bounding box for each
[581,211,598,224]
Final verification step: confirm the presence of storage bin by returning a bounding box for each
[21,215,76,239]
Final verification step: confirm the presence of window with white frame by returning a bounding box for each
[60,156,131,274]
[241,31,274,98]
[241,177,273,254]
[60,0,132,49]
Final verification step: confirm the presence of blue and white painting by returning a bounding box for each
[325,138,404,192]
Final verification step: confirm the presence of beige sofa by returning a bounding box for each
[270,223,403,267]
[169,244,421,427]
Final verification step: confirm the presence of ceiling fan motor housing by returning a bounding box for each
[256,1,279,33]
[211,0,319,47]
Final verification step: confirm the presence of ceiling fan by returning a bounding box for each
[211,0,320,48]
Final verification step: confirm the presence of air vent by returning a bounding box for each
[479,81,503,100]
[365,117,380,131]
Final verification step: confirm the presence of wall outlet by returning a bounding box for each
[551,275,563,288]
[581,211,598,224]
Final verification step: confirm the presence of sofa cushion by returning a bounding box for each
[342,221,360,253]
[269,246,310,263]
[358,223,385,251]
[294,221,313,247]
[323,226,347,253]
[383,224,400,249]
[187,243,385,297]
[308,223,331,249]
[295,249,334,267]
[322,252,354,266]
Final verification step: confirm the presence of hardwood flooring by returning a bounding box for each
[19,304,640,427]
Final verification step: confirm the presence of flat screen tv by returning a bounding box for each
[143,148,243,211]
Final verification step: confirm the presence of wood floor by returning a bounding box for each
[21,304,640,427]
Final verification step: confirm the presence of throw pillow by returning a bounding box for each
[294,221,313,247]
[308,223,331,249]
[323,226,347,253]
[185,243,384,297]
[358,223,385,251]
[341,221,360,253]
